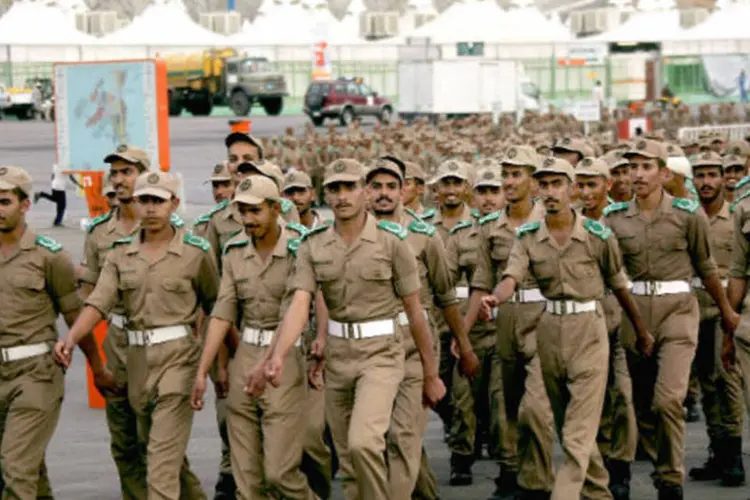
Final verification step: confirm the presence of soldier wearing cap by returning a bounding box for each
[283,171,322,230]
[235,161,300,223]
[364,155,478,498]
[664,153,698,201]
[604,138,738,500]
[402,161,433,219]
[602,150,633,203]
[687,151,746,487]
[480,156,650,500]
[190,176,311,499]
[208,162,235,204]
[723,154,747,203]
[575,157,638,499]
[464,146,554,499]
[0,166,111,498]
[256,158,445,500]
[552,138,594,210]
[58,171,220,500]
[226,123,264,169]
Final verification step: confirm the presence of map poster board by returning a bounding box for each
[53,59,170,219]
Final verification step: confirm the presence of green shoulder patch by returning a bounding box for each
[583,218,612,241]
[222,237,249,255]
[86,211,112,233]
[602,202,629,217]
[184,231,211,252]
[478,211,501,226]
[170,213,185,228]
[471,208,480,219]
[420,207,437,219]
[193,200,228,227]
[378,220,408,240]
[302,221,332,240]
[515,221,541,238]
[286,221,309,237]
[408,219,436,237]
[672,197,699,214]
[449,219,474,235]
[35,235,63,253]
[731,189,750,213]
[404,207,423,221]
[735,175,750,192]
[280,198,294,215]
[287,237,302,256]
[111,236,134,248]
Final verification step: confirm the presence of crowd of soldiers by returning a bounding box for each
[1,105,750,500]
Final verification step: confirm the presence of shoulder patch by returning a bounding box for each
[222,237,249,255]
[170,212,185,228]
[285,221,309,237]
[408,219,436,237]
[302,220,332,240]
[184,231,211,252]
[377,220,408,240]
[471,208,480,219]
[478,211,501,226]
[112,236,134,247]
[731,189,750,213]
[602,201,629,217]
[515,221,541,238]
[735,175,750,192]
[86,211,112,233]
[583,218,612,241]
[35,235,63,253]
[287,237,302,256]
[280,198,294,214]
[449,219,474,235]
[193,200,228,227]
[404,207,423,221]
[672,197,699,214]
[420,207,437,219]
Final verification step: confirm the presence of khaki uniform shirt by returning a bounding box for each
[603,193,717,283]
[503,214,630,301]
[85,228,219,331]
[0,229,81,348]
[288,213,421,323]
[431,204,474,243]
[695,201,732,315]
[729,195,750,283]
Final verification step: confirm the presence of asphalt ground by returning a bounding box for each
[1,115,749,499]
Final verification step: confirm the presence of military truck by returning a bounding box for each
[165,48,288,117]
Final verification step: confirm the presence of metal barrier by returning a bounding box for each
[678,124,750,141]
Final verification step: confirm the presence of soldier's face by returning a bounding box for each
[693,167,724,203]
[474,186,504,215]
[537,174,571,215]
[501,166,533,204]
[283,187,313,215]
[710,141,723,154]
[662,171,684,196]
[610,165,633,200]
[135,195,177,231]
[211,180,234,204]
[325,181,364,221]
[629,156,666,197]
[402,179,423,206]
[367,172,401,215]
[0,190,28,233]
[237,201,278,239]
[109,160,139,201]
[576,175,610,213]
[725,165,746,191]
[437,177,467,208]
[227,142,260,171]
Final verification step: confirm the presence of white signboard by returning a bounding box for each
[570,100,601,122]
[561,44,608,66]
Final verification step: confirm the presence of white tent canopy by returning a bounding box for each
[229,3,319,45]
[588,9,683,42]
[0,0,94,45]
[674,2,750,40]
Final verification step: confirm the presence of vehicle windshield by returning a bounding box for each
[240,59,271,73]
[521,81,540,99]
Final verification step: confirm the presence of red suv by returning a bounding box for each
[304,77,393,126]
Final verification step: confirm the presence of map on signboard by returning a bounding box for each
[54,60,160,172]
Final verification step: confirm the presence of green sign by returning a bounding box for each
[457,42,484,57]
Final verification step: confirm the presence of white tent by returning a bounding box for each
[0,0,93,45]
[662,2,750,54]
[402,0,505,42]
[336,0,367,41]
[588,9,683,42]
[499,1,572,42]
[229,2,319,45]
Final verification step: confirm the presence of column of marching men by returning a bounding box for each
[2,123,750,500]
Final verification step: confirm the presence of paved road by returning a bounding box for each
[1,116,749,499]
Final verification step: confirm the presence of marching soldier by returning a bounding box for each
[481,157,652,500]
[283,171,323,229]
[208,162,235,204]
[402,161,433,219]
[58,171,220,500]
[723,154,747,204]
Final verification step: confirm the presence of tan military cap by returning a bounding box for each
[665,144,686,158]
[681,138,699,149]
[404,161,426,182]
[692,151,724,169]
[225,132,264,160]
[433,160,469,183]
[366,157,404,182]
[133,171,178,200]
[210,162,232,182]
[502,145,540,170]
[283,171,313,191]
[575,157,610,180]
[0,165,32,196]
[723,154,746,168]
[533,157,575,182]
[238,160,284,189]
[723,140,750,158]
[324,159,364,186]
[552,137,594,158]
[601,150,629,170]
[624,139,668,164]
[233,176,280,205]
[474,166,503,188]
[104,144,150,170]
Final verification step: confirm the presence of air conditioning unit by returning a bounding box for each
[679,8,709,28]
[198,12,242,35]
[75,11,91,32]
[569,7,619,36]
[89,11,121,36]
[199,13,213,30]
[414,12,436,28]
[362,11,399,38]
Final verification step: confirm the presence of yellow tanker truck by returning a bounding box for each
[164,48,288,117]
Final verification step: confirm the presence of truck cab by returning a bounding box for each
[224,56,287,116]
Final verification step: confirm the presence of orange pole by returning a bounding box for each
[86,321,109,409]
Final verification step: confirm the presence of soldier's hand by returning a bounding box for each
[308,359,325,391]
[722,334,736,370]
[722,310,740,336]
[457,345,480,381]
[190,375,207,411]
[264,356,284,388]
[214,365,229,399]
[245,362,269,396]
[636,331,655,357]
[479,296,499,322]
[53,339,74,369]
[310,336,326,360]
[422,374,446,408]
[93,369,120,398]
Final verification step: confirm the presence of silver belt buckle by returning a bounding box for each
[142,330,153,345]
[0,349,9,363]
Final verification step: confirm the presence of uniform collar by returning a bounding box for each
[108,207,139,235]
[126,226,184,256]
[536,211,588,244]
[626,190,673,217]
[432,203,472,225]
[243,225,290,260]
[19,226,37,250]
[715,200,731,220]
[361,212,379,242]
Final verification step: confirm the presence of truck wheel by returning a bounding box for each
[168,92,183,117]
[378,106,392,124]
[190,98,213,116]
[311,116,324,126]
[339,106,354,126]
[261,97,283,116]
[230,91,251,116]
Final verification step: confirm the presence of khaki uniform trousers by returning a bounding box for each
[491,301,555,492]
[226,343,311,499]
[127,334,206,500]
[536,307,612,500]
[0,354,63,500]
[102,322,148,499]
[695,301,744,440]
[325,328,405,500]
[596,328,638,462]
[0,457,53,499]
[735,293,750,428]
[412,332,441,500]
[621,293,699,487]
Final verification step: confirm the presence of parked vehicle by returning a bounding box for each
[303,77,393,126]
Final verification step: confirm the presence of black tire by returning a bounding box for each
[230,91,251,116]
[378,106,392,124]
[190,97,213,116]
[261,97,283,116]
[311,115,324,126]
[168,92,183,117]
[16,108,31,120]
[339,106,354,126]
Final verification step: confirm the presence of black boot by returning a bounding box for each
[514,488,551,500]
[213,472,236,500]
[487,468,518,499]
[449,453,473,486]
[722,436,746,487]
[657,484,683,500]
[607,459,631,500]
[689,438,723,481]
